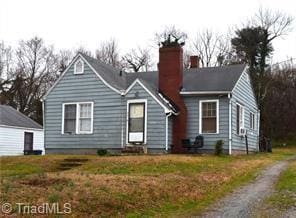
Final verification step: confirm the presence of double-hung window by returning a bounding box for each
[250,112,255,130]
[63,102,93,134]
[236,104,245,134]
[199,100,219,134]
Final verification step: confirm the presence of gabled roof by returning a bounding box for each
[0,105,43,129]
[124,79,178,114]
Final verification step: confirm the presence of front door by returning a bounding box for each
[24,132,33,151]
[128,102,145,143]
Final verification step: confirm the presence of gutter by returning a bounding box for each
[180,91,231,95]
[165,112,173,151]
[228,93,232,155]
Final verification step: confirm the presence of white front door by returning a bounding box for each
[128,101,146,143]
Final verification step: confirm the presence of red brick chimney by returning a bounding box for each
[190,56,200,68]
[158,45,187,153]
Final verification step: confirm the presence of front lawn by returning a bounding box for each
[1,147,295,217]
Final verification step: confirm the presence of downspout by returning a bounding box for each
[165,112,172,152]
[42,99,45,154]
[257,109,260,152]
[228,93,232,155]
[120,93,125,148]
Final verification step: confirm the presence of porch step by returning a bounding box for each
[121,146,145,154]
[56,158,89,171]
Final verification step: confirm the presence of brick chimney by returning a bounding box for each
[190,56,200,68]
[158,45,187,153]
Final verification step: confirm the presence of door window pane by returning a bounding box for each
[129,103,144,132]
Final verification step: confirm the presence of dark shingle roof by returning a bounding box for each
[0,105,43,129]
[80,53,245,93]
[80,53,126,90]
[126,64,246,92]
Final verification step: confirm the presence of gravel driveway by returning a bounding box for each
[200,156,296,218]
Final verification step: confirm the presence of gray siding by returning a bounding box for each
[124,83,167,150]
[231,71,259,151]
[45,61,124,150]
[45,61,167,152]
[184,96,230,150]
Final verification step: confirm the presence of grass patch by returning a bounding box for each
[266,160,296,210]
[0,147,295,217]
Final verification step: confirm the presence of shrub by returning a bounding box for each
[215,140,224,156]
[97,149,108,156]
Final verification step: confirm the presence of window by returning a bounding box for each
[78,103,92,133]
[250,112,255,130]
[236,104,245,134]
[74,59,84,74]
[127,100,147,143]
[62,102,93,134]
[64,104,77,134]
[199,100,219,134]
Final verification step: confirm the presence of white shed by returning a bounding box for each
[0,105,44,156]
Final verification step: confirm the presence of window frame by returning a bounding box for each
[126,99,147,144]
[62,102,94,135]
[250,111,255,131]
[199,99,219,134]
[236,103,245,135]
[74,59,84,74]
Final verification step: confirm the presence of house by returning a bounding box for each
[43,43,260,154]
[0,105,44,156]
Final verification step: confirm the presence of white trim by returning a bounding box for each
[199,99,219,134]
[73,58,84,74]
[249,111,255,130]
[43,53,122,100]
[180,91,231,95]
[126,99,147,145]
[165,112,172,151]
[61,102,94,135]
[228,94,232,155]
[0,124,43,131]
[236,102,245,136]
[124,79,174,114]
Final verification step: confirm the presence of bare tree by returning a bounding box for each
[12,37,59,121]
[192,29,230,67]
[122,47,152,72]
[0,42,13,79]
[0,42,14,104]
[254,7,294,42]
[95,38,121,68]
[58,49,74,73]
[76,46,93,57]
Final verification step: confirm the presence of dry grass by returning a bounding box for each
[1,147,295,217]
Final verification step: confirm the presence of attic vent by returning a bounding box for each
[74,59,84,74]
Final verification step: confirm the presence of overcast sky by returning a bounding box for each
[1,0,295,64]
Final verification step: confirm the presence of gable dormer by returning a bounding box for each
[74,58,84,74]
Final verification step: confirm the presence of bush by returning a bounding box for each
[97,149,108,156]
[215,140,224,156]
